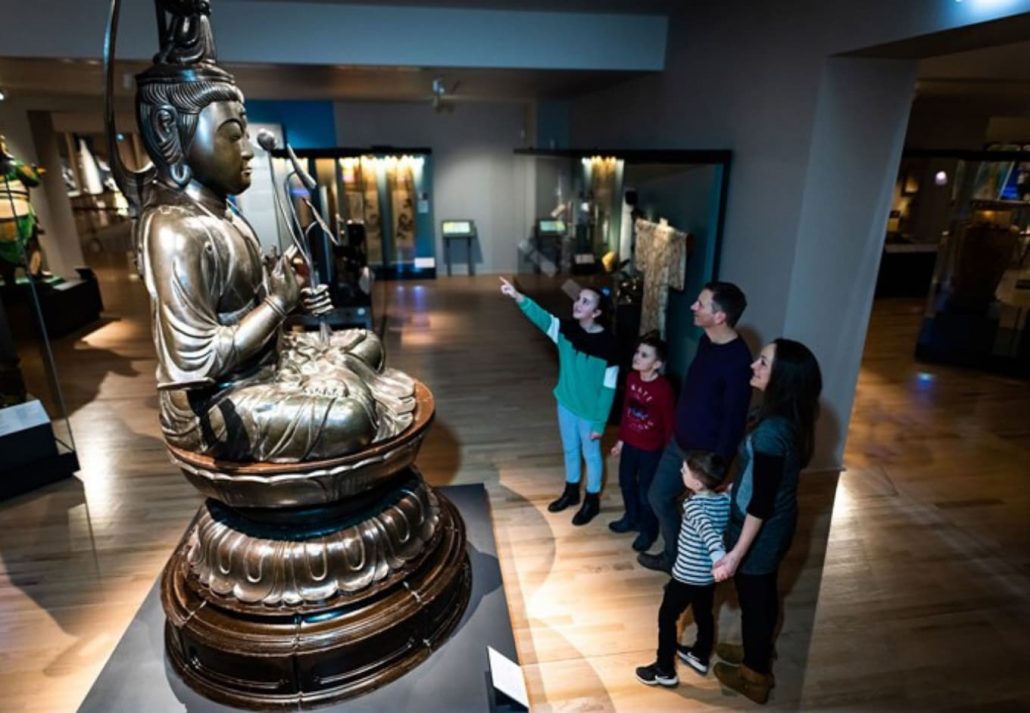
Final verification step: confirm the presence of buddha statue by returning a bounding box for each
[104,4,470,706]
[122,1,414,462]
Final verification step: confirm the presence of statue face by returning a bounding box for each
[186,101,253,197]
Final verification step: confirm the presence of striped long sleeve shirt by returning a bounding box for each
[671,492,731,586]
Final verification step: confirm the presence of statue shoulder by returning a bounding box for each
[141,202,221,245]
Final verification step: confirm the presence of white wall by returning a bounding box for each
[567,0,1030,468]
[0,0,666,71]
[785,58,917,470]
[334,101,530,275]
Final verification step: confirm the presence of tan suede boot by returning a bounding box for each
[714,662,775,704]
[715,642,744,665]
[716,642,777,666]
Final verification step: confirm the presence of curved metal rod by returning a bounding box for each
[263,152,297,258]
[282,171,313,265]
[104,0,154,216]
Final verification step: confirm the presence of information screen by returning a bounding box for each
[537,219,566,235]
[442,220,475,236]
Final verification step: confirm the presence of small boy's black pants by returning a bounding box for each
[656,578,715,670]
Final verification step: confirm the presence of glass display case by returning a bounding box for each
[0,198,79,500]
[261,148,435,278]
[513,148,731,384]
[239,147,435,330]
[915,148,1030,375]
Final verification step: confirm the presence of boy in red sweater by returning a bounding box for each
[609,332,675,551]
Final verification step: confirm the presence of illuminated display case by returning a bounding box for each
[267,147,435,281]
[914,148,1030,375]
[514,148,731,384]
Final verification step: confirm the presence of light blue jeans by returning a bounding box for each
[557,403,603,494]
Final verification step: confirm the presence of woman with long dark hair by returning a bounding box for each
[712,338,822,704]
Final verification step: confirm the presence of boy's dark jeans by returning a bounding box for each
[617,443,662,529]
[656,578,715,670]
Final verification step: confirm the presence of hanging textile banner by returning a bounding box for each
[634,218,688,337]
[360,157,384,265]
[387,157,417,263]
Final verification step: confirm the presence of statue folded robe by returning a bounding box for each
[140,185,414,463]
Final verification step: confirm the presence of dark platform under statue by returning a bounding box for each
[154,383,474,709]
[78,484,520,713]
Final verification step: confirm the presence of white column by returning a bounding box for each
[785,57,917,469]
[28,110,86,277]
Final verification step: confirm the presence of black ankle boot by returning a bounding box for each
[572,493,601,526]
[548,482,580,512]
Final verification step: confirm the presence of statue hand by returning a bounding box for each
[266,252,301,315]
[302,284,333,316]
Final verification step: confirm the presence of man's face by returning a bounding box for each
[186,101,253,197]
[691,289,723,329]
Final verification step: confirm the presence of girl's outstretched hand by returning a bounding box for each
[499,276,523,303]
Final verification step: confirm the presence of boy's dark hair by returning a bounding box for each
[703,281,747,327]
[637,330,667,364]
[685,450,726,490]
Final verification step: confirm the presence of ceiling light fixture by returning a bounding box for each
[0,88,6,102]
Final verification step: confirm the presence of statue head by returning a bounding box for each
[135,0,249,193]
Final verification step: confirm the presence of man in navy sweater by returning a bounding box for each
[638,282,752,572]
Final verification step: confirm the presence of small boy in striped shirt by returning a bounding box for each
[636,451,730,687]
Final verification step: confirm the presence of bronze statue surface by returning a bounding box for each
[104,0,470,707]
[128,66,413,463]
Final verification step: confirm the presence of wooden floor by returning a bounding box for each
[1,260,1028,712]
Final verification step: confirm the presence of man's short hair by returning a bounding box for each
[704,281,747,327]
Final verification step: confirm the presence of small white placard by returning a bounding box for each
[487,646,528,708]
[414,256,436,269]
[417,199,430,214]
[574,253,595,264]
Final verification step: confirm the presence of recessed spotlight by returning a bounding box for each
[0,89,6,102]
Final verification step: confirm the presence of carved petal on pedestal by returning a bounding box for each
[185,488,441,606]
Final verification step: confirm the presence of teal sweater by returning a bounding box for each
[519,297,619,434]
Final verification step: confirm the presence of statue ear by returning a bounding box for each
[150,105,191,187]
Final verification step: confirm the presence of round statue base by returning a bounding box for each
[160,477,471,709]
